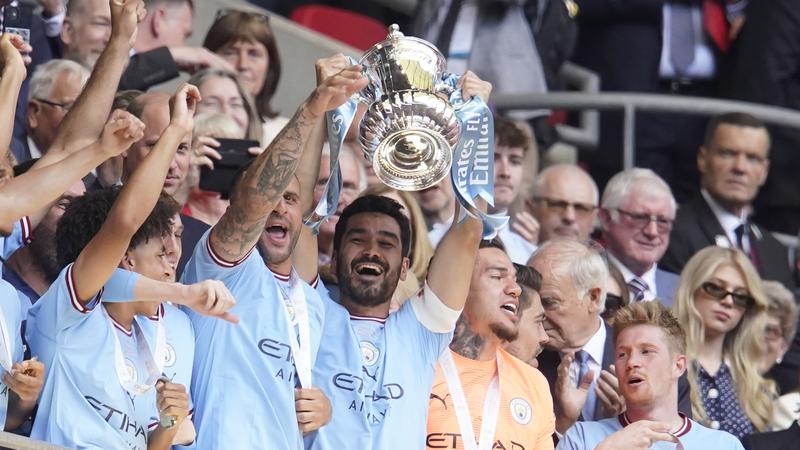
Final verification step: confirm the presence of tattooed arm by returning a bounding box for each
[210,64,368,262]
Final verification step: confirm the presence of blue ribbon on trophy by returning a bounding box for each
[303,67,361,234]
[441,74,509,239]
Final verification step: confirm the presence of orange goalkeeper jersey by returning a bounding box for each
[426,348,555,450]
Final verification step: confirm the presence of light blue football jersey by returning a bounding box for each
[138,302,195,448]
[28,264,160,450]
[305,282,453,450]
[1,217,31,264]
[180,230,324,450]
[0,279,24,428]
[26,267,140,371]
[557,414,745,450]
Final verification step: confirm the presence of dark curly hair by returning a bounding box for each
[333,195,411,258]
[56,187,180,269]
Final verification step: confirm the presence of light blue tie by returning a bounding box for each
[628,277,649,303]
[576,350,597,420]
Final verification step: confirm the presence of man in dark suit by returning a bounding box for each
[717,0,800,236]
[661,113,794,289]
[529,239,691,435]
[599,168,680,307]
[572,0,737,200]
[742,422,800,450]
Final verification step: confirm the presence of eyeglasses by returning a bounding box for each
[214,8,269,23]
[532,197,596,216]
[35,98,75,112]
[700,281,755,309]
[765,324,784,341]
[616,209,673,233]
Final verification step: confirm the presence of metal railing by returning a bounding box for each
[0,432,69,450]
[493,89,800,169]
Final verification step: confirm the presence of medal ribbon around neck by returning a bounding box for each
[273,270,312,389]
[103,306,166,396]
[0,304,13,372]
[438,350,501,450]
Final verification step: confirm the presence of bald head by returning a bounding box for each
[528,164,598,243]
[123,92,191,198]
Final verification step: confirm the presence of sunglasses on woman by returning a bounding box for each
[700,281,754,309]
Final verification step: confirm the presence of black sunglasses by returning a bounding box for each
[700,281,754,309]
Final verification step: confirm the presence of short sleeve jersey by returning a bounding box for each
[138,302,196,438]
[557,414,746,450]
[180,230,324,450]
[305,284,454,450]
[28,264,158,450]
[0,279,24,426]
[426,349,555,450]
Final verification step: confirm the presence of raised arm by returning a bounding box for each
[44,0,145,159]
[0,110,140,227]
[0,34,29,163]
[71,84,198,303]
[426,72,492,311]
[210,63,367,263]
[293,55,351,283]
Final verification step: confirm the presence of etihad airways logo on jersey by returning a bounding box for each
[426,433,526,449]
[85,396,147,443]
[257,338,298,383]
[331,369,405,424]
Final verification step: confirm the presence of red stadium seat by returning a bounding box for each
[290,5,388,51]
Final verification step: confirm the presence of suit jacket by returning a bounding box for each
[655,268,679,307]
[742,422,800,450]
[717,0,800,234]
[661,195,795,289]
[537,322,693,421]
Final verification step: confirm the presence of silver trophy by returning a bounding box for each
[357,24,460,191]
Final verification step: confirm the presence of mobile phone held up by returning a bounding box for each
[1,3,32,45]
[199,139,259,199]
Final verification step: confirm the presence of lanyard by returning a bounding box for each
[103,306,166,396]
[438,350,501,450]
[0,304,12,371]
[273,270,312,389]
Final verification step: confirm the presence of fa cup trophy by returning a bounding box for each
[307,25,507,238]
[356,24,460,191]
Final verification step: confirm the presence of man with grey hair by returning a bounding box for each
[529,238,691,435]
[599,168,679,306]
[527,238,617,432]
[24,60,89,160]
[526,164,599,244]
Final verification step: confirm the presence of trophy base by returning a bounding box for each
[372,127,452,191]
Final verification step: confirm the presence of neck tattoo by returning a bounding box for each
[449,315,485,360]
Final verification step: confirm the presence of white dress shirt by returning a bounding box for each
[702,189,751,252]
[607,253,658,302]
[567,317,605,421]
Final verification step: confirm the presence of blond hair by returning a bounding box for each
[672,246,773,431]
[612,301,686,355]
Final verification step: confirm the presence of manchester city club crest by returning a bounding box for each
[285,304,297,325]
[123,358,138,384]
[360,341,380,366]
[509,397,532,425]
[163,344,176,367]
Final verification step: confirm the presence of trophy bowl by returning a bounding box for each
[360,90,460,191]
[356,25,460,191]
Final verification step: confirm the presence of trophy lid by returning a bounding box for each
[358,24,448,96]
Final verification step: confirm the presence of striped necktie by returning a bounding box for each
[628,277,649,303]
